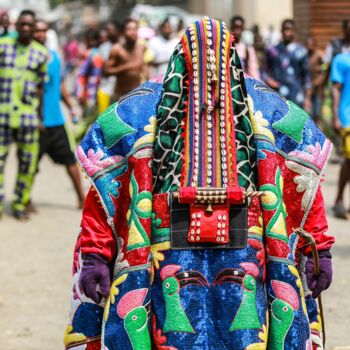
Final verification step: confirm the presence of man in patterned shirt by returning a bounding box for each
[264,19,312,112]
[0,9,47,220]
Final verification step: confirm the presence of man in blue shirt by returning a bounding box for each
[33,19,85,209]
[331,52,350,218]
[265,19,312,112]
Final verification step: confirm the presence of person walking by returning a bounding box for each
[104,18,147,99]
[324,19,350,67]
[0,9,47,220]
[33,19,85,210]
[331,50,350,218]
[264,19,312,112]
[323,20,350,163]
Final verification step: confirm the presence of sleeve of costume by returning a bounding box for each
[298,187,335,255]
[330,55,344,84]
[80,187,116,262]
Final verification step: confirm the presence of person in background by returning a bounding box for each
[324,19,350,67]
[33,19,85,210]
[75,29,103,140]
[330,50,350,219]
[0,12,11,37]
[148,18,178,77]
[322,20,350,163]
[98,21,120,113]
[0,9,47,220]
[264,19,312,111]
[307,36,325,124]
[104,18,147,99]
[230,15,260,79]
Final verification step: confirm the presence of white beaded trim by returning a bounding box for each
[188,20,230,188]
[188,24,200,187]
[205,17,216,187]
[219,25,229,187]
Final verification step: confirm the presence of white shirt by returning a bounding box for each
[148,35,179,76]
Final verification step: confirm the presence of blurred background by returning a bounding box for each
[0,0,350,349]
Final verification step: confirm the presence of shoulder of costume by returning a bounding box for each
[245,76,332,224]
[76,79,163,184]
[245,76,332,162]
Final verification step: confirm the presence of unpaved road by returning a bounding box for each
[0,147,349,349]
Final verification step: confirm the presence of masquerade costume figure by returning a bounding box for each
[65,18,334,350]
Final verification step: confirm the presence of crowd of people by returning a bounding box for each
[0,9,350,220]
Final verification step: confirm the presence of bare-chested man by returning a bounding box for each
[104,18,147,98]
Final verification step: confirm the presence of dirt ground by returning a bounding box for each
[0,147,349,349]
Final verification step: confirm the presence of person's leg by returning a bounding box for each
[0,124,12,216]
[12,126,39,219]
[65,163,85,208]
[334,128,350,218]
[335,159,350,203]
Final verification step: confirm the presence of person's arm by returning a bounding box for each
[330,56,344,131]
[61,80,74,110]
[332,83,342,131]
[301,188,335,298]
[78,187,116,303]
[300,188,335,255]
[37,84,44,130]
[103,44,142,76]
[61,80,78,122]
[37,54,48,130]
[264,47,280,89]
[80,187,116,261]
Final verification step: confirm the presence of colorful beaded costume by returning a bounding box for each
[65,18,334,350]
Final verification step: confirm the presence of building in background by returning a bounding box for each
[294,0,350,49]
